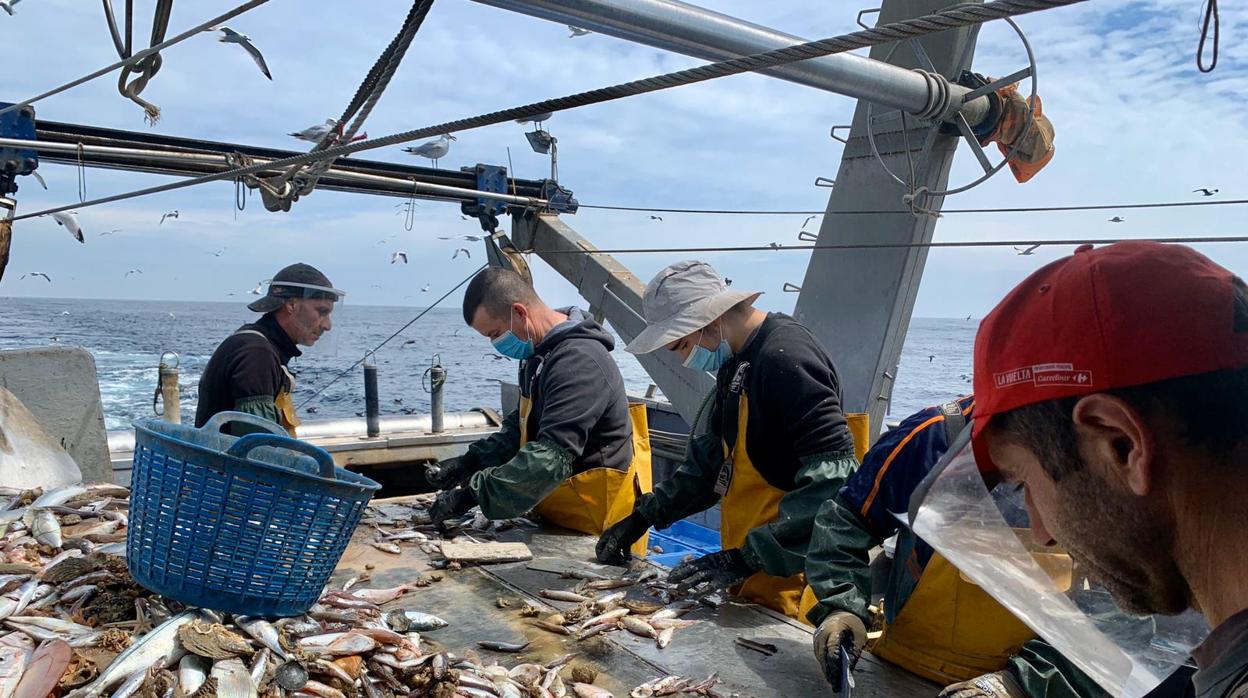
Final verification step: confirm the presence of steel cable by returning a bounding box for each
[541,235,1248,255]
[577,197,1248,216]
[14,0,1085,222]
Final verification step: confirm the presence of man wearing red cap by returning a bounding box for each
[917,242,1246,697]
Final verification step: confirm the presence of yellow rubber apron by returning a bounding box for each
[866,545,1072,684]
[718,393,810,623]
[521,396,654,557]
[234,330,300,437]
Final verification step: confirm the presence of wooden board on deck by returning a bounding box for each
[441,541,533,564]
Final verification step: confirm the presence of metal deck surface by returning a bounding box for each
[333,506,937,697]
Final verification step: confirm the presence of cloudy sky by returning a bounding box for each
[0,0,1244,318]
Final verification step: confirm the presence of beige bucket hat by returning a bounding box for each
[626,260,761,355]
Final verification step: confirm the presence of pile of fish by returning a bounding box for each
[1,487,724,698]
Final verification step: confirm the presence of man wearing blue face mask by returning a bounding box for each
[596,260,863,622]
[428,268,652,549]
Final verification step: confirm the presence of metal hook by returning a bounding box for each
[829,125,851,144]
[782,282,802,293]
[159,350,179,369]
[856,8,881,29]
[797,231,819,243]
[404,178,417,232]
[814,177,836,188]
[76,143,87,203]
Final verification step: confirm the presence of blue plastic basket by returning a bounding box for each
[127,412,381,617]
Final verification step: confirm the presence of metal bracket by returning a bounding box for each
[782,282,802,293]
[797,230,819,243]
[539,179,578,214]
[460,163,510,230]
[829,125,852,144]
[814,177,836,188]
[0,103,38,197]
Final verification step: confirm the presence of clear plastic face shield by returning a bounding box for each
[907,425,1208,697]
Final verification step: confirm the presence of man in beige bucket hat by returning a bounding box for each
[596,260,865,623]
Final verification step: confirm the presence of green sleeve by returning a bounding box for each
[741,452,859,580]
[1008,639,1110,698]
[466,408,522,469]
[230,396,283,436]
[636,431,724,529]
[466,437,574,520]
[803,489,879,627]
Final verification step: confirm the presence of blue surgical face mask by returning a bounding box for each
[492,309,535,360]
[682,326,732,373]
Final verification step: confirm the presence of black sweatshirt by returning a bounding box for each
[194,313,300,429]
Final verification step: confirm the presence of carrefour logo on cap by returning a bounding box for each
[995,363,1094,389]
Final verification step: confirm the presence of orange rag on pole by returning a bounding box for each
[981,82,1055,184]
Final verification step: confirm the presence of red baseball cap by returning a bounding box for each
[971,241,1248,470]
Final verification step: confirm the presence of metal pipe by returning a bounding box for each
[363,358,380,439]
[470,0,987,122]
[429,361,446,434]
[0,137,551,208]
[106,411,498,454]
[158,363,180,424]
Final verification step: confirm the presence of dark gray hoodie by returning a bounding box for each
[519,306,633,472]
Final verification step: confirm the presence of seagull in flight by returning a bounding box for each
[452,248,470,260]
[1193,188,1219,197]
[1108,216,1125,223]
[801,215,818,229]
[212,248,227,257]
[484,352,506,360]
[160,210,179,225]
[402,339,417,348]
[124,269,143,278]
[100,229,121,236]
[402,134,456,168]
[421,283,431,293]
[1014,244,1041,256]
[211,27,272,80]
[29,170,46,189]
[438,234,484,242]
[391,251,408,265]
[0,1,22,17]
[46,211,84,243]
[649,215,663,222]
[769,242,781,250]
[567,25,592,37]
[20,272,50,282]
[250,281,264,295]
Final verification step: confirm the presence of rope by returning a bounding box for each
[109,0,173,124]
[282,0,435,198]
[1197,0,1219,73]
[543,235,1248,255]
[13,0,1085,222]
[578,198,1248,216]
[0,0,271,118]
[296,264,486,409]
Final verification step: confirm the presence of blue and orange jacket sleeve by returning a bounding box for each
[838,395,974,539]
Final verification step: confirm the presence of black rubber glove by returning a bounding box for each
[667,548,755,598]
[429,486,476,532]
[425,454,480,490]
[595,511,651,565]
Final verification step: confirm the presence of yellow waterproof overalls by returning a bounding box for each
[234,329,301,437]
[518,393,654,558]
[797,403,1071,684]
[716,362,870,624]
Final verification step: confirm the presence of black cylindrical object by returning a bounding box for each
[430,363,446,434]
[364,361,380,438]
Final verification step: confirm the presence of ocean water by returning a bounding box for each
[0,297,974,431]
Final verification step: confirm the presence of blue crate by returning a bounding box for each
[127,412,380,617]
[647,519,722,568]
